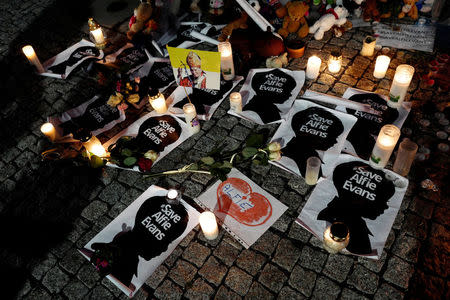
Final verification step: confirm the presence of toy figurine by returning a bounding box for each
[309,5,349,40]
[398,0,419,20]
[343,0,365,18]
[266,52,289,68]
[209,0,225,15]
[363,0,380,22]
[276,1,310,39]
[127,0,157,40]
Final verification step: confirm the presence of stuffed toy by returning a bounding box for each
[398,0,419,20]
[309,5,349,40]
[190,0,201,13]
[218,11,249,42]
[342,0,365,18]
[209,0,225,15]
[266,52,288,68]
[362,0,380,22]
[307,0,323,25]
[333,19,353,37]
[377,0,400,19]
[127,0,157,40]
[419,0,434,13]
[276,1,310,39]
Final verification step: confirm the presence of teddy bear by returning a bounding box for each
[362,0,380,22]
[127,0,157,40]
[276,1,310,39]
[342,0,365,18]
[266,52,289,68]
[209,0,224,15]
[398,0,419,20]
[309,5,349,40]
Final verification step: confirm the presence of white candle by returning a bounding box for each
[40,123,56,142]
[388,64,414,108]
[370,124,400,169]
[91,28,105,45]
[166,189,180,205]
[149,92,168,114]
[83,135,106,157]
[229,92,242,113]
[373,55,391,79]
[183,103,201,134]
[323,222,349,254]
[328,51,342,73]
[88,18,106,49]
[360,36,376,56]
[306,56,321,80]
[199,211,219,240]
[305,156,321,185]
[22,45,45,73]
[218,42,235,81]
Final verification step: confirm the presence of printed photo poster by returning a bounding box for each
[80,185,200,297]
[335,88,411,159]
[228,68,305,125]
[166,46,221,90]
[42,39,104,79]
[196,168,288,249]
[48,95,125,140]
[167,76,243,120]
[270,100,357,179]
[99,43,150,74]
[297,154,408,259]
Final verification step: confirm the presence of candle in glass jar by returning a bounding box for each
[328,50,342,73]
[393,138,418,176]
[199,211,219,240]
[40,123,56,142]
[373,55,391,79]
[83,135,106,157]
[305,156,321,185]
[183,103,201,134]
[360,36,376,56]
[22,45,45,73]
[218,42,235,81]
[388,64,414,108]
[306,56,321,80]
[166,189,181,205]
[229,92,242,113]
[323,222,349,254]
[370,125,400,169]
[149,91,167,114]
[88,18,106,49]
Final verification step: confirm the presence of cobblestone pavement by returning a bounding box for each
[1,1,449,299]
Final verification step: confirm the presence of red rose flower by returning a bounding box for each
[137,157,153,172]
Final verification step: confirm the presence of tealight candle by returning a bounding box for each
[370,124,400,169]
[323,222,349,254]
[22,45,45,73]
[218,41,235,81]
[328,50,342,74]
[388,64,414,108]
[306,56,321,80]
[305,156,321,185]
[149,91,167,114]
[82,135,106,157]
[88,18,106,49]
[183,103,201,134]
[40,123,56,142]
[166,189,181,205]
[199,211,219,240]
[373,55,391,79]
[360,36,376,56]
[229,92,242,113]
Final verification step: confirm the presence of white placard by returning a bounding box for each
[374,23,435,53]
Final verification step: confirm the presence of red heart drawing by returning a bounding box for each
[217,177,272,226]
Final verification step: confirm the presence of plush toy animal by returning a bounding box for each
[127,0,157,40]
[209,0,224,15]
[266,52,289,68]
[343,0,365,18]
[420,0,434,13]
[398,0,419,20]
[276,1,310,39]
[362,0,380,22]
[309,5,349,40]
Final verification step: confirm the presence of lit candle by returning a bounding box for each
[388,64,414,108]
[229,92,242,113]
[149,91,167,114]
[166,189,181,205]
[305,156,321,185]
[373,55,391,79]
[199,211,219,240]
[370,124,400,169]
[40,123,56,142]
[327,50,342,74]
[82,135,106,157]
[88,18,106,49]
[183,103,201,134]
[306,56,321,80]
[323,222,350,254]
[218,41,235,81]
[22,45,45,73]
[360,36,376,57]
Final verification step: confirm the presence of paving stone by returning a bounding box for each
[214,285,242,300]
[421,236,449,278]
[225,266,253,296]
[298,245,327,271]
[62,278,89,300]
[402,213,427,240]
[77,264,101,289]
[108,201,127,218]
[323,254,354,283]
[273,239,301,271]
[117,169,141,186]
[198,256,228,286]
[278,286,306,300]
[206,126,229,142]
[245,281,273,300]
[258,264,287,293]
[169,260,197,287]
[185,278,215,300]
[230,125,252,141]
[310,83,329,93]
[318,73,336,86]
[307,40,325,49]
[87,284,114,299]
[154,279,183,300]
[81,200,108,221]
[120,188,142,205]
[358,250,387,273]
[272,213,291,233]
[214,240,241,266]
[356,78,376,91]
[236,249,266,276]
[98,182,126,205]
[433,205,450,227]
[311,276,341,300]
[409,197,434,219]
[339,75,357,86]
[179,230,197,248]
[392,234,421,263]
[42,266,70,294]
[347,264,379,294]
[182,242,211,267]
[146,264,168,289]
[217,115,239,130]
[59,248,86,275]
[332,82,351,96]
[288,265,317,297]
[50,239,73,259]
[30,253,57,280]
[288,223,311,243]
[252,230,280,256]
[287,177,309,196]
[194,136,216,152]
[164,247,183,268]
[23,287,51,300]
[374,283,405,300]
[340,288,369,300]
[181,180,204,199]
[279,191,303,211]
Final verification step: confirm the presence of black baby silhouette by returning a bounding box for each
[174,79,233,114]
[243,69,296,123]
[317,161,395,255]
[48,46,100,75]
[90,196,189,287]
[136,62,173,99]
[115,47,148,72]
[283,106,344,176]
[346,93,399,158]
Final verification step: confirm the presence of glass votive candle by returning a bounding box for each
[328,50,342,73]
[199,211,219,240]
[229,92,242,113]
[373,55,391,79]
[388,64,415,108]
[88,18,106,49]
[393,138,418,176]
[323,222,350,254]
[149,90,167,114]
[82,135,106,157]
[40,123,56,142]
[306,56,321,80]
[370,124,401,169]
[166,189,181,205]
[22,45,45,73]
[183,103,201,134]
[305,156,321,185]
[218,41,235,81]
[360,36,377,56]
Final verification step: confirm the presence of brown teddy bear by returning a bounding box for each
[276,1,310,39]
[398,0,419,20]
[218,12,249,42]
[363,0,381,22]
[127,0,157,40]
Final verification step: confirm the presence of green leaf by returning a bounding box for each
[90,155,105,168]
[242,147,258,158]
[201,156,215,165]
[246,134,264,148]
[187,163,198,170]
[252,159,261,165]
[121,148,133,157]
[221,161,233,169]
[123,157,137,166]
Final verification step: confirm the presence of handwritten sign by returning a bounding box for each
[374,23,435,53]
